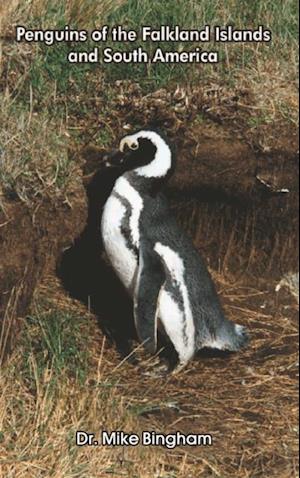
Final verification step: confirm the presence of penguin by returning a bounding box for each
[101,129,249,370]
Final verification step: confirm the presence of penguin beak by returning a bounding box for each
[102,149,126,168]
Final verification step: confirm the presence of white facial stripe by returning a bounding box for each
[119,131,172,178]
[114,176,144,247]
[119,137,138,152]
[154,242,195,359]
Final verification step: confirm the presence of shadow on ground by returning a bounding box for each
[57,167,138,359]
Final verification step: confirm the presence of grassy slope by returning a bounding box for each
[0,0,298,206]
[1,0,298,199]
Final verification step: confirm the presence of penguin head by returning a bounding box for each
[103,130,174,179]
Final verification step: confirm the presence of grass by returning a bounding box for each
[0,2,298,476]
[0,274,298,477]
[0,283,190,478]
[0,98,75,206]
[104,0,298,84]
[1,0,298,96]
[24,306,90,383]
[0,0,297,172]
[0,0,126,31]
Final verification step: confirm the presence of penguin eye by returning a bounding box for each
[130,142,139,150]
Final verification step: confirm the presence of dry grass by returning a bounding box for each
[0,284,22,365]
[230,59,299,127]
[0,96,76,207]
[175,199,298,280]
[0,2,298,477]
[0,0,125,32]
[0,0,298,208]
[0,274,298,478]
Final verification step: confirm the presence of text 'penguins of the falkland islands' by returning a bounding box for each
[101,130,249,371]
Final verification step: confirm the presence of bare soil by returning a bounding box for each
[0,174,87,362]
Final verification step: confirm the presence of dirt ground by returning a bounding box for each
[37,264,298,477]
[0,170,87,361]
[1,81,298,477]
[56,115,298,476]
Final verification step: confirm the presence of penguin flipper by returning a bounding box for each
[133,245,165,354]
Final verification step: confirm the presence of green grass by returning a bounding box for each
[23,305,90,386]
[5,0,298,101]
[102,0,298,84]
[0,0,298,205]
[0,3,298,476]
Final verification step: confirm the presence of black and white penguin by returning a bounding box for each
[101,130,249,370]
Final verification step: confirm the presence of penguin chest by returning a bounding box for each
[101,194,138,290]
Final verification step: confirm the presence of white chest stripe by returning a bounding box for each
[114,176,144,247]
[101,195,137,290]
[154,243,195,352]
